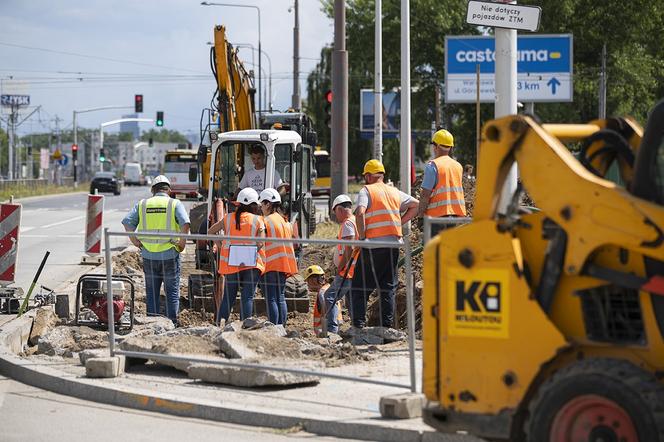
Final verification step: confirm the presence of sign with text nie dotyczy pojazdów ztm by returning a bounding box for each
[466,0,542,32]
[445,34,573,103]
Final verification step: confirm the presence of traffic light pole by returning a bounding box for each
[73,105,132,184]
[99,118,154,172]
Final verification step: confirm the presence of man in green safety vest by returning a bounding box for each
[122,175,190,324]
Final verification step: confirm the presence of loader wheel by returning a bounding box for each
[525,358,664,442]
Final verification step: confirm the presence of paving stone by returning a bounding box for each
[187,359,323,387]
[379,393,425,419]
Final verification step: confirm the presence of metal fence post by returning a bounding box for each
[104,228,116,356]
[404,239,417,393]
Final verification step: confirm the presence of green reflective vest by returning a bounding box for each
[137,196,180,253]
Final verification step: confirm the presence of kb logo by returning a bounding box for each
[456,281,501,313]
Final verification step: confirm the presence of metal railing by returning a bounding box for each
[423,216,473,244]
[0,177,75,191]
[103,229,418,392]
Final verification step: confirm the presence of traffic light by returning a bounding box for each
[156,111,164,127]
[72,144,78,160]
[324,90,332,128]
[134,94,143,113]
[99,148,106,162]
[148,137,154,147]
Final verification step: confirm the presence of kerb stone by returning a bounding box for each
[188,360,324,387]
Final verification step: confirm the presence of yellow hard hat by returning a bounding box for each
[432,129,454,148]
[303,265,325,279]
[363,159,385,175]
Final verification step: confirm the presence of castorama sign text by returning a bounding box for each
[445,34,573,102]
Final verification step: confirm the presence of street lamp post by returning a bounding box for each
[201,2,262,116]
[236,43,272,111]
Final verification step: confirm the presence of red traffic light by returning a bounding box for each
[71,144,78,152]
[135,94,143,113]
[325,90,332,103]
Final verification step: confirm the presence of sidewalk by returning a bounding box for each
[0,312,482,442]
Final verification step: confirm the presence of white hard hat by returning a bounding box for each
[332,194,352,210]
[237,187,259,205]
[259,188,281,204]
[152,175,171,187]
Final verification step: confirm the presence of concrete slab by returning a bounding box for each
[187,360,323,387]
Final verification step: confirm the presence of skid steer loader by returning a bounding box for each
[422,100,664,441]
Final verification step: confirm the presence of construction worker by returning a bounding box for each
[417,129,466,226]
[322,194,357,333]
[350,160,419,329]
[237,144,283,193]
[304,265,342,337]
[212,187,265,323]
[122,175,190,325]
[259,188,298,325]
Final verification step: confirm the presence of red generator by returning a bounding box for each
[75,274,135,330]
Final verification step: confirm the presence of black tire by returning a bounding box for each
[525,358,664,442]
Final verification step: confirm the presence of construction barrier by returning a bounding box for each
[0,202,21,284]
[82,194,104,263]
[103,229,418,393]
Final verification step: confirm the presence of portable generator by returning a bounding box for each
[75,274,135,330]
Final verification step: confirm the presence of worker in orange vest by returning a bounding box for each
[350,160,419,329]
[417,129,466,235]
[321,194,358,334]
[304,265,342,337]
[210,187,265,323]
[258,188,298,325]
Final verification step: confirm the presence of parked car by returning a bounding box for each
[90,172,121,195]
[123,162,143,186]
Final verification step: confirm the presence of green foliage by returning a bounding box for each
[140,129,188,144]
[307,0,664,175]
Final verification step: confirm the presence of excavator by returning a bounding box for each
[422,99,664,441]
[188,25,316,313]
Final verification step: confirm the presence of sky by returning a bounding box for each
[0,0,334,140]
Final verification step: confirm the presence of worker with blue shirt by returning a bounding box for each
[417,129,466,236]
[122,175,190,325]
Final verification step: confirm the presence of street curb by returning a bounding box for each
[0,345,451,442]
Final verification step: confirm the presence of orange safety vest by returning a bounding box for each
[218,211,265,275]
[263,212,298,275]
[313,284,343,331]
[336,216,358,278]
[425,156,466,217]
[364,182,402,239]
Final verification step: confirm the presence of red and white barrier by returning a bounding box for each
[0,202,21,285]
[84,194,104,256]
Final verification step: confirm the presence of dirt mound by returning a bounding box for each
[179,309,215,327]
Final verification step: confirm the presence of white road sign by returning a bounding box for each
[466,0,542,32]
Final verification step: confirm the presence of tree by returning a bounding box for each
[307,0,664,176]
[140,129,189,144]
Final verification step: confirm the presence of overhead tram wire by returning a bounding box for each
[0,41,208,75]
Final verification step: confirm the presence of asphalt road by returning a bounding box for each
[14,186,151,292]
[0,375,348,442]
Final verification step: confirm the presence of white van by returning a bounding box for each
[123,163,143,186]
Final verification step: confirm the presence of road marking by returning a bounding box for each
[41,215,86,229]
[20,226,35,233]
[22,234,82,238]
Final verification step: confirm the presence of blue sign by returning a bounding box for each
[57,154,68,167]
[360,89,400,138]
[445,34,573,103]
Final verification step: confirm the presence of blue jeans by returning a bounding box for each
[260,271,288,325]
[143,256,180,323]
[324,275,351,333]
[350,247,398,328]
[218,268,261,322]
